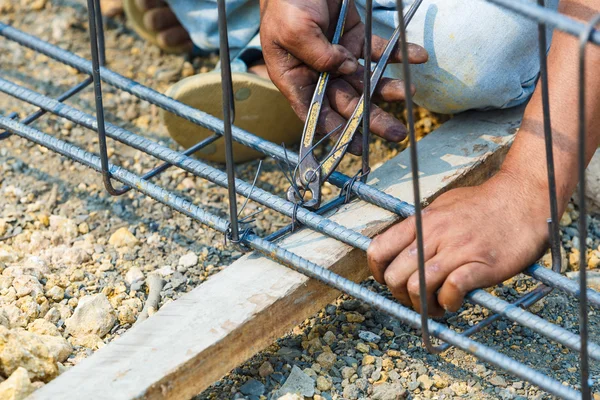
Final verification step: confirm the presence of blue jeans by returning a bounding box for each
[166,0,559,114]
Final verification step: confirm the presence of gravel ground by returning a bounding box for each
[1,1,599,399]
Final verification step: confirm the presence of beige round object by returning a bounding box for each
[161,72,303,163]
[122,0,190,54]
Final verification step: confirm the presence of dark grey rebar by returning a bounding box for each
[0,76,92,140]
[3,78,600,361]
[361,0,372,182]
[439,285,553,352]
[216,0,240,242]
[86,0,127,196]
[396,0,443,354]
[577,14,600,399]
[537,0,562,274]
[0,116,582,400]
[486,0,600,46]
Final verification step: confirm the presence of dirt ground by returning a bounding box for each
[0,1,599,399]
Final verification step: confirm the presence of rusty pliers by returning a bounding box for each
[287,0,423,209]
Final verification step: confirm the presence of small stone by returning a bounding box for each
[125,267,144,285]
[407,381,420,391]
[316,351,336,370]
[239,379,265,396]
[0,326,58,382]
[343,384,360,400]
[274,365,315,398]
[65,294,116,338]
[316,376,332,391]
[358,330,381,343]
[490,375,508,387]
[45,286,64,302]
[49,216,78,242]
[346,312,365,323]
[417,374,433,390]
[341,299,361,311]
[362,355,375,365]
[69,334,104,350]
[560,212,572,227]
[78,222,89,235]
[44,308,60,324]
[322,330,336,345]
[178,252,198,268]
[258,361,274,377]
[341,366,355,379]
[355,342,370,354]
[12,275,43,298]
[28,319,60,337]
[181,61,195,78]
[0,367,35,400]
[432,374,448,389]
[277,394,303,400]
[108,227,138,248]
[372,382,407,400]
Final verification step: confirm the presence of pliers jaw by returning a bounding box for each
[287,165,322,209]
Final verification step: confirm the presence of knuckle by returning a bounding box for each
[407,278,421,297]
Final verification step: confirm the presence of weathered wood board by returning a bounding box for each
[30,107,523,400]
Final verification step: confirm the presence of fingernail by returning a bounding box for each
[339,58,358,75]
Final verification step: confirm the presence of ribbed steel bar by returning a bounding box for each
[536,0,562,274]
[216,0,240,242]
[467,289,600,360]
[86,0,127,196]
[0,78,370,251]
[577,14,600,399]
[0,76,92,140]
[396,0,443,354]
[0,116,582,400]
[0,23,415,219]
[361,0,372,182]
[526,263,600,306]
[486,0,600,46]
[439,285,553,352]
[6,78,598,360]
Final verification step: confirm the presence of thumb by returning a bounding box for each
[282,22,358,74]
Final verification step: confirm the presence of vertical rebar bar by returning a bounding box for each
[537,0,562,273]
[576,14,600,400]
[361,0,372,182]
[396,0,443,353]
[217,0,240,242]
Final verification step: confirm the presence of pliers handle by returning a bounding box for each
[288,0,423,210]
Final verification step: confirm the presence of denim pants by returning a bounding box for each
[166,0,559,114]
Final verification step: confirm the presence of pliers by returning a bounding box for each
[287,0,423,210]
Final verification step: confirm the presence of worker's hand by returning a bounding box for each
[367,170,551,316]
[259,0,428,153]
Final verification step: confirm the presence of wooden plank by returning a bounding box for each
[30,107,523,400]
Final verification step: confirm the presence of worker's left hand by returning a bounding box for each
[367,170,551,316]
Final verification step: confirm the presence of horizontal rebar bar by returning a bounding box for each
[2,24,595,310]
[0,22,415,220]
[486,0,600,46]
[0,115,581,400]
[439,285,553,352]
[467,288,600,361]
[0,78,370,251]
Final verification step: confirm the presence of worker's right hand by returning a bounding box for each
[259,0,428,154]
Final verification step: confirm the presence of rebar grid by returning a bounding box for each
[0,0,599,398]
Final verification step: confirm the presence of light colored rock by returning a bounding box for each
[178,252,198,268]
[322,330,336,345]
[274,365,315,398]
[0,326,58,382]
[125,267,144,285]
[49,216,78,242]
[28,319,60,337]
[358,330,381,343]
[65,294,116,338]
[69,333,104,350]
[13,275,43,298]
[0,367,35,400]
[41,335,72,363]
[316,376,332,391]
[3,305,26,329]
[43,308,60,324]
[45,286,64,302]
[316,351,336,370]
[0,249,18,264]
[277,394,304,400]
[108,227,138,248]
[0,309,9,328]
[372,383,407,400]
